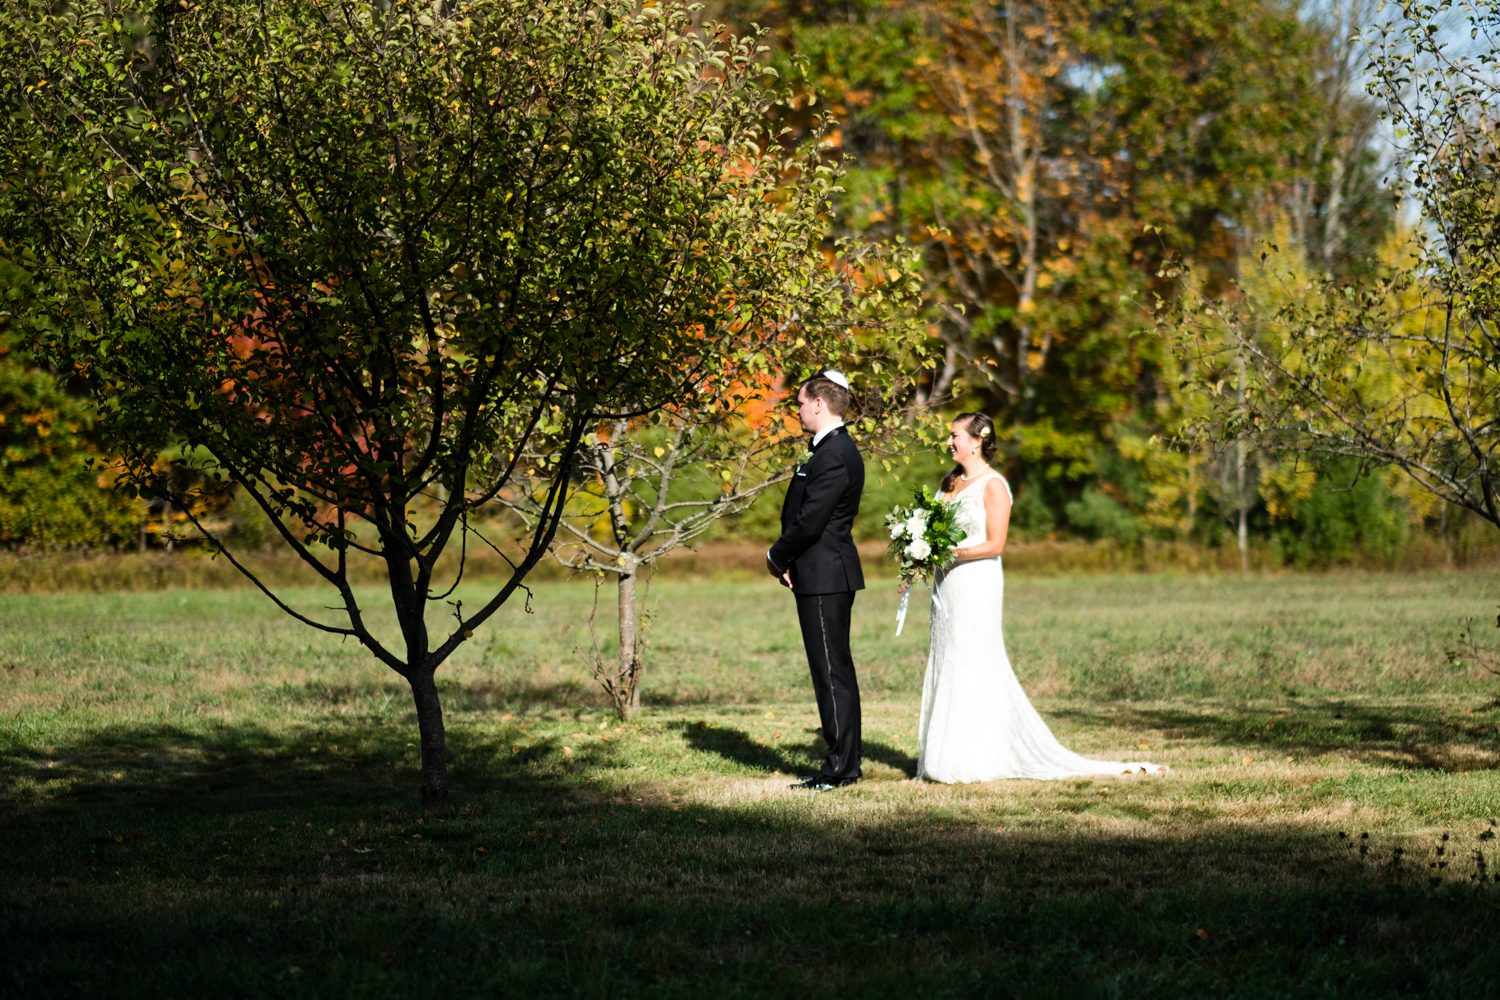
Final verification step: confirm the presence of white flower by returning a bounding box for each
[888,520,907,540]
[903,512,928,538]
[905,537,931,561]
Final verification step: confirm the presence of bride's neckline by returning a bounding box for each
[943,468,996,499]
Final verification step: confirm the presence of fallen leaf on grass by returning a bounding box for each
[1196,928,1210,941]
[1242,757,1254,765]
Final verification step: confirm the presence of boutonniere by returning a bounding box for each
[796,448,814,467]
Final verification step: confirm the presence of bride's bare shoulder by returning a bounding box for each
[982,472,1012,501]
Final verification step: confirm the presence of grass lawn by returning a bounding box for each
[5,571,1500,997]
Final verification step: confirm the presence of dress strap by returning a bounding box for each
[965,469,1007,495]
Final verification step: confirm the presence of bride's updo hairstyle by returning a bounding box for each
[941,412,997,494]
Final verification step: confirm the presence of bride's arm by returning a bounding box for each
[954,478,1011,561]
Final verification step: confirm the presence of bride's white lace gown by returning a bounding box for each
[917,470,1166,783]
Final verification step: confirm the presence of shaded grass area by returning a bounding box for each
[5,575,1500,996]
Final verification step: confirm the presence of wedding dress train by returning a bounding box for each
[917,471,1166,783]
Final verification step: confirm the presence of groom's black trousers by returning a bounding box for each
[794,591,862,781]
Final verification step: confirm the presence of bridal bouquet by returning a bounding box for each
[885,486,965,635]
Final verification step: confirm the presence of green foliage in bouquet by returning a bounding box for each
[885,485,965,583]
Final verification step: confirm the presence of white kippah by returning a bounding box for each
[821,370,850,389]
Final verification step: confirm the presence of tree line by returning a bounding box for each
[4,0,1470,568]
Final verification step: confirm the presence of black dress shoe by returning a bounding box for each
[789,775,859,791]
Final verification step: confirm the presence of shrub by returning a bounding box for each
[1266,459,1408,566]
[1064,487,1145,547]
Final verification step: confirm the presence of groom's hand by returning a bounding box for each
[766,552,793,589]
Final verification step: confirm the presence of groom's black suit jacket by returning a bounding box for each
[768,425,865,595]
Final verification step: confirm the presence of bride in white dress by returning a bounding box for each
[916,412,1167,783]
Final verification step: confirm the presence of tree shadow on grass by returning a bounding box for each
[1046,700,1500,772]
[272,678,611,713]
[6,721,1500,997]
[276,677,784,715]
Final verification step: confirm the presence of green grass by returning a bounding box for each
[5,572,1500,997]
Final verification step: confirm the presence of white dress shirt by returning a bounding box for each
[811,421,845,448]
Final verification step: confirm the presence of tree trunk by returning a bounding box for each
[1237,438,1249,571]
[615,559,642,720]
[408,667,450,808]
[1236,350,1250,571]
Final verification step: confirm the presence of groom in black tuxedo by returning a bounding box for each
[767,372,865,790]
